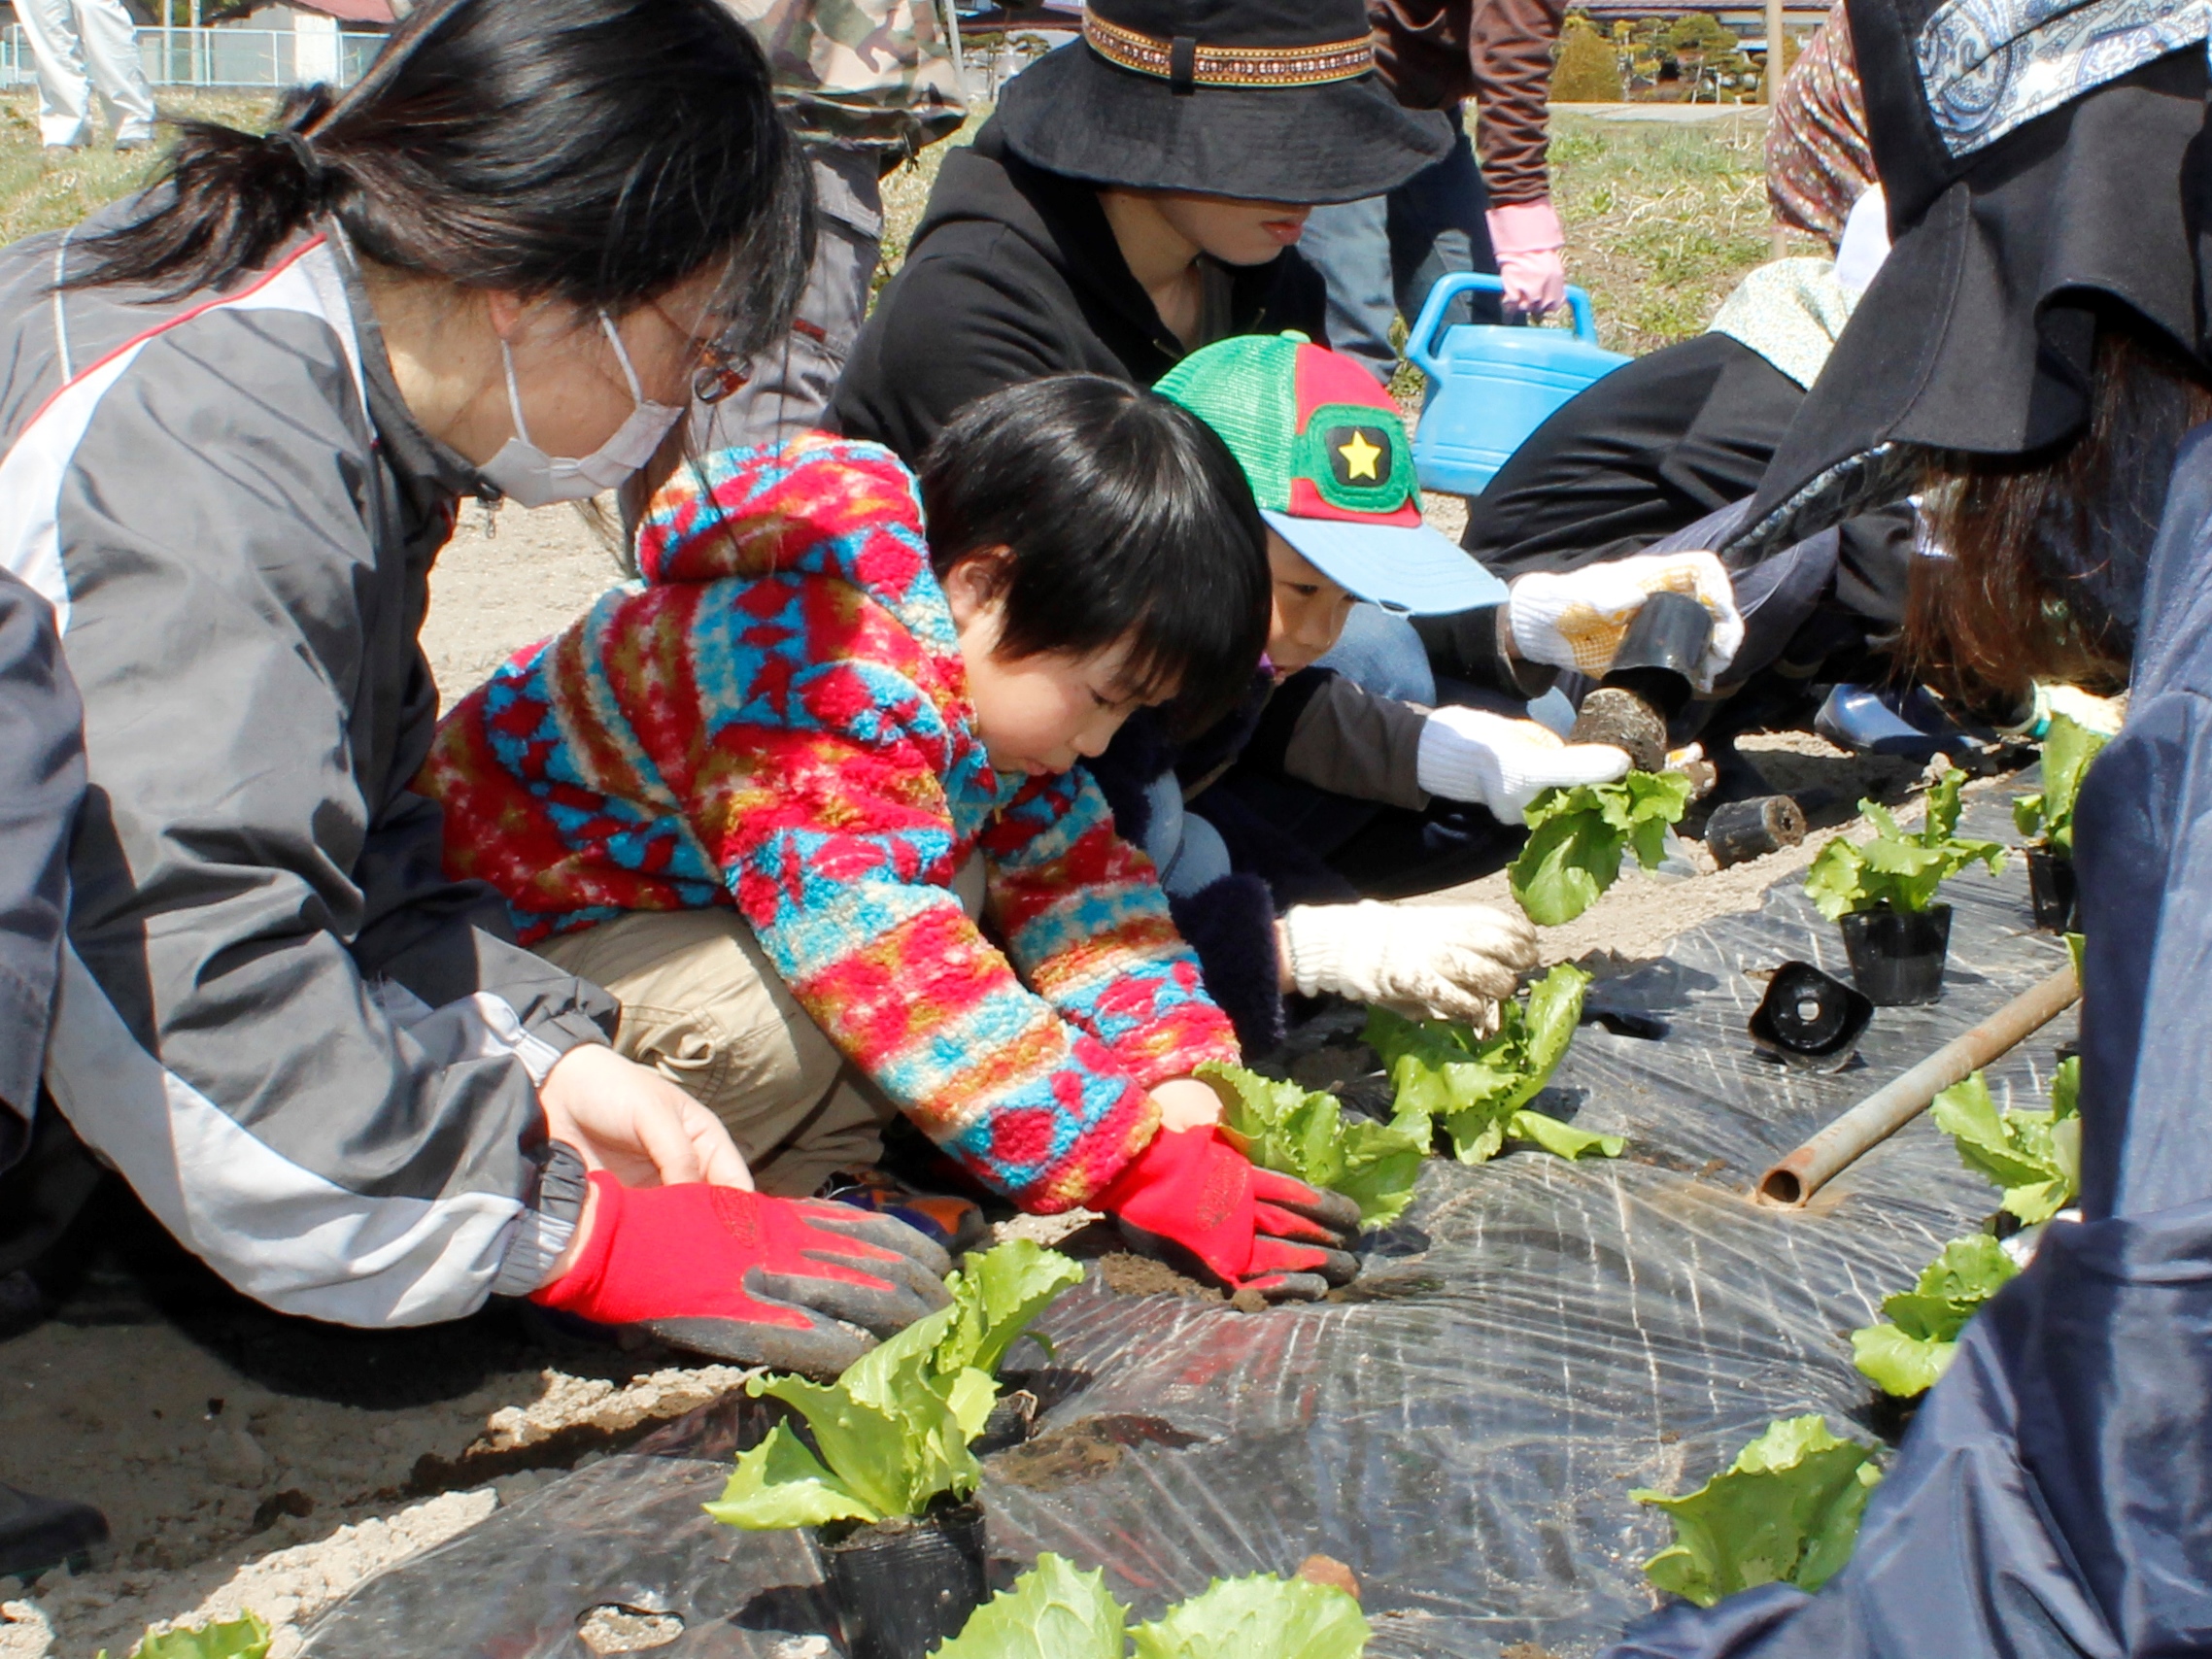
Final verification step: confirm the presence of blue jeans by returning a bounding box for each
[1140,773,1235,898]
[1312,602,1436,703]
[1298,105,1500,386]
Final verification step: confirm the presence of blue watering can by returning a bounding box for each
[1406,273,1630,497]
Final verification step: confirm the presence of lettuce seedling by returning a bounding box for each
[1850,1233,2019,1398]
[97,1615,271,1659]
[705,1243,1081,1531]
[1509,771,1694,926]
[1803,768,2006,920]
[933,1238,1086,1377]
[2012,713,2109,856]
[932,1551,1370,1659]
[1364,963,1622,1165]
[1200,1063,1430,1227]
[1631,1416,1884,1608]
[1932,1063,2081,1224]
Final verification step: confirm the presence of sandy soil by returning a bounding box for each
[0,492,1977,1659]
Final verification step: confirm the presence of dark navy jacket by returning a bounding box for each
[0,568,83,1173]
[1605,427,2212,1658]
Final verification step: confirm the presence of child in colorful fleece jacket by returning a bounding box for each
[425,375,1362,1304]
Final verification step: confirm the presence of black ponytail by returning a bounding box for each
[65,0,810,360]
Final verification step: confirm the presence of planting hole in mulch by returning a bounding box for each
[576,1605,684,1654]
[987,1414,1208,1491]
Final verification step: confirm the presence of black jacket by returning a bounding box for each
[832,119,1330,460]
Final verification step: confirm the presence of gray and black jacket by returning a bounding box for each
[0,567,84,1173]
[0,221,616,1325]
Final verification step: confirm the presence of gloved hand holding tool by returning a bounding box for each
[532,1172,953,1375]
[1278,898,1539,1030]
[1416,705,1631,824]
[1484,199,1569,316]
[1098,1125,1362,1303]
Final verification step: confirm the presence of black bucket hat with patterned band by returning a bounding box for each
[994,0,1452,205]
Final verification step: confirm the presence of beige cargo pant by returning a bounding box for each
[534,862,985,1198]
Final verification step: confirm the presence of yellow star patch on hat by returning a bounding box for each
[1337,429,1382,481]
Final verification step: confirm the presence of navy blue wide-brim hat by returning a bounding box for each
[1722,0,2212,563]
[995,0,1452,205]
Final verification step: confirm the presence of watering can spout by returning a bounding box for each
[1407,272,1630,498]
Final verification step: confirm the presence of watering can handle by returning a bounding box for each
[1404,273,1601,377]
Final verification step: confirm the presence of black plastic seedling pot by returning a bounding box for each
[816,1498,988,1659]
[2025,847,2079,932]
[1748,961,1875,1070]
[1838,904,1953,1006]
[1602,590,1714,721]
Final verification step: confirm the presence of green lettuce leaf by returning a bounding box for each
[709,1304,982,1529]
[932,1552,1128,1659]
[934,1240,1086,1377]
[1365,964,1611,1166]
[1203,1063,1431,1227]
[1509,771,1694,926]
[113,1617,273,1659]
[1507,1109,1625,1160]
[1128,1574,1371,1659]
[1932,1066,2081,1222]
[703,1422,880,1528]
[1849,1323,1955,1397]
[1803,770,2007,920]
[2012,714,2109,855]
[1631,1416,1883,1608]
[1849,1234,2018,1398]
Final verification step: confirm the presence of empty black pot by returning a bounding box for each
[1838,904,1954,1006]
[1748,961,1874,1070]
[817,1500,989,1659]
[1704,794,1808,869]
[1600,590,1715,721]
[2025,847,2078,932]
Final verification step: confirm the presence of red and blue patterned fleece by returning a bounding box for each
[421,435,1240,1212]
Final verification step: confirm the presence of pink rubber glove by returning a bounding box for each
[1485,198,1568,316]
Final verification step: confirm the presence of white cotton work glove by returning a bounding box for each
[1279,900,1539,1032]
[1507,550,1746,690]
[1415,707,1630,825]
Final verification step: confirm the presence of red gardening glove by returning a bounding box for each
[1096,1127,1362,1303]
[532,1173,952,1375]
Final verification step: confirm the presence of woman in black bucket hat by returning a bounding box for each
[1605,4,2212,1657]
[830,0,1452,461]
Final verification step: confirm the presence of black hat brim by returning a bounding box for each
[995,39,1453,205]
[1722,51,2212,564]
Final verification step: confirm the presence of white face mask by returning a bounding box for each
[478,311,685,507]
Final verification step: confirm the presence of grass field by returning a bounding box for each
[0,89,1813,362]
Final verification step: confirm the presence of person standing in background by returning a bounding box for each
[15,0,156,155]
[704,0,966,443]
[1299,0,1568,387]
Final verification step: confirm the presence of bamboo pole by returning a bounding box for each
[1756,965,2079,1206]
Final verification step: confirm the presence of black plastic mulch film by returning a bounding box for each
[301,793,2074,1659]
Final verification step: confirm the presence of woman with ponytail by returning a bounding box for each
[0,0,952,1371]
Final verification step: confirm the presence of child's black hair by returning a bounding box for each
[917,374,1269,736]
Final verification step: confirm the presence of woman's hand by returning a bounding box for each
[1149,1076,1226,1134]
[538,1042,752,1190]
[1276,900,1539,1032]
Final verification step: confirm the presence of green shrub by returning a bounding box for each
[1552,19,1625,102]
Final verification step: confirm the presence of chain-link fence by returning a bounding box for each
[0,24,386,90]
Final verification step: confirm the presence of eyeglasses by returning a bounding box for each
[693,333,753,404]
